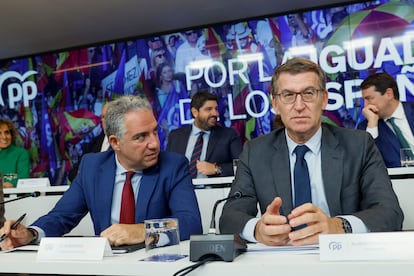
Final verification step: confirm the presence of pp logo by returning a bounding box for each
[0,70,38,108]
[328,241,342,251]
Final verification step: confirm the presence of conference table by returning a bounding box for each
[0,240,414,276]
[1,168,414,275]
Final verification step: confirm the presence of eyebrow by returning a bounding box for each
[131,125,159,139]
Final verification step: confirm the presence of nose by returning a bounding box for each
[147,133,160,149]
[293,94,306,109]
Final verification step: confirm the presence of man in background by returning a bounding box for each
[68,102,110,181]
[167,91,242,178]
[0,96,202,250]
[358,72,414,167]
[220,58,403,246]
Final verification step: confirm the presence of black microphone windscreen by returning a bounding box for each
[31,191,41,197]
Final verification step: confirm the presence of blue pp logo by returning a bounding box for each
[328,241,342,251]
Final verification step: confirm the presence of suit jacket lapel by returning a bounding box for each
[177,126,192,154]
[321,126,343,216]
[96,155,117,227]
[136,168,158,222]
[378,120,400,153]
[271,132,293,215]
[206,127,218,160]
[403,102,414,134]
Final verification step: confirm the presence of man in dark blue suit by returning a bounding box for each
[0,96,202,249]
[167,91,242,177]
[358,72,414,167]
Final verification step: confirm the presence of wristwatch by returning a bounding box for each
[27,227,39,244]
[339,218,352,233]
[214,163,222,175]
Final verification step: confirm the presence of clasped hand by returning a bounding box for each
[254,197,343,246]
[0,221,33,250]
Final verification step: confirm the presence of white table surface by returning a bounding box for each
[0,240,413,276]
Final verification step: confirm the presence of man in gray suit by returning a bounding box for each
[219,58,403,246]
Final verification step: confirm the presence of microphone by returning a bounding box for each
[0,191,41,205]
[208,191,242,234]
[189,191,248,262]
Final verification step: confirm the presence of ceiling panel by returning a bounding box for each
[0,0,352,60]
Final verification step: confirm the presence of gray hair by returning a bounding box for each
[104,96,152,140]
[271,57,326,95]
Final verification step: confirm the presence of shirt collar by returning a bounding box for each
[285,126,322,156]
[191,124,211,136]
[387,102,404,121]
[114,153,143,176]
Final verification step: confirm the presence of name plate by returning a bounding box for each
[37,237,113,261]
[17,177,50,188]
[320,232,414,261]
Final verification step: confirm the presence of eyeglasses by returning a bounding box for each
[275,88,322,104]
[156,54,165,59]
[185,31,196,36]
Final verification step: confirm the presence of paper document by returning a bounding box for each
[2,245,39,253]
[247,243,319,254]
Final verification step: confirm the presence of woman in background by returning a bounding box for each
[0,175,5,227]
[153,62,187,150]
[0,118,31,188]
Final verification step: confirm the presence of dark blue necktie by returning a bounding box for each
[189,132,204,178]
[294,145,311,208]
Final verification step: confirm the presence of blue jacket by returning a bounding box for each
[32,150,202,240]
[358,102,414,167]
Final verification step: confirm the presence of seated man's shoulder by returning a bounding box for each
[82,149,114,163]
[324,123,371,142]
[169,125,190,137]
[214,125,238,135]
[158,150,187,163]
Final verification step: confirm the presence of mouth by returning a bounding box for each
[145,151,159,160]
[292,116,309,121]
[208,117,217,123]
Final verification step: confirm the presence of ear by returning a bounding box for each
[384,88,394,99]
[191,107,198,118]
[272,96,279,114]
[321,89,329,110]
[108,135,120,151]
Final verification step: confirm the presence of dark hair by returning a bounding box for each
[0,118,17,145]
[190,91,218,110]
[360,72,399,100]
[271,57,326,95]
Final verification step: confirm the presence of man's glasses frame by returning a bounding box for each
[275,88,322,104]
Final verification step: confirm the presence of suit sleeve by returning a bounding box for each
[166,155,203,239]
[217,128,243,176]
[351,133,403,231]
[219,141,260,235]
[31,158,90,237]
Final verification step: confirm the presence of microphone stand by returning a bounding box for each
[0,192,41,205]
[189,191,247,262]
